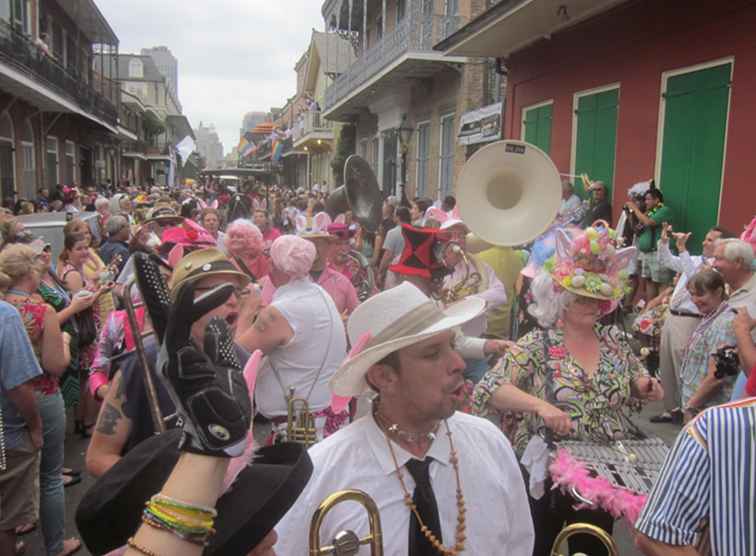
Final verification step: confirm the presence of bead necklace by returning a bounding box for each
[373,410,440,444]
[381,419,467,555]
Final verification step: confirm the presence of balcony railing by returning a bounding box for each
[0,19,118,126]
[293,110,334,142]
[324,11,465,111]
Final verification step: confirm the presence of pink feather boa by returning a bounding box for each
[549,449,647,525]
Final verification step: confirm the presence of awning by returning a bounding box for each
[117,126,138,141]
[435,0,629,58]
[458,102,502,145]
[122,152,147,160]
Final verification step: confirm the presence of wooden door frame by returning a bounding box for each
[654,56,734,219]
[415,118,430,197]
[569,82,621,182]
[520,99,553,142]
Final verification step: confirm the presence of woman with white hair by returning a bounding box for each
[472,224,663,556]
[224,218,270,282]
[238,235,348,444]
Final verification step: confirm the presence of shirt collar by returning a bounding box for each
[365,412,451,476]
[732,272,756,297]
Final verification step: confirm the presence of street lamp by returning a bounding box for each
[397,114,414,206]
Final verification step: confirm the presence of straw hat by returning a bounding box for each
[330,282,484,396]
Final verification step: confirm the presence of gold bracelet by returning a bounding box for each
[127,537,162,556]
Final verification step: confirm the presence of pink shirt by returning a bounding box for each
[262,227,282,250]
[259,267,359,315]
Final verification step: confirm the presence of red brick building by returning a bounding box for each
[438,0,756,249]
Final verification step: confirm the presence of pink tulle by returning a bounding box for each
[330,331,372,413]
[223,350,262,490]
[549,449,647,525]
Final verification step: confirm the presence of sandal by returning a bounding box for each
[56,538,81,556]
[63,474,82,488]
[650,409,682,424]
[14,523,36,535]
[15,540,25,555]
[62,467,81,477]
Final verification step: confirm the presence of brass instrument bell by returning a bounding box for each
[309,489,384,556]
[286,387,317,447]
[550,523,619,556]
[325,155,383,233]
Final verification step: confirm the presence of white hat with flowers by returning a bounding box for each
[544,220,636,300]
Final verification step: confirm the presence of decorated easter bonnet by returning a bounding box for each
[545,220,636,301]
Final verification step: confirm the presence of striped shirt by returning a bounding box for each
[635,397,756,555]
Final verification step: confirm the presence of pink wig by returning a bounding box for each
[270,235,316,279]
[226,218,264,254]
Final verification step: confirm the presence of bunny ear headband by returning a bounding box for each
[547,221,635,301]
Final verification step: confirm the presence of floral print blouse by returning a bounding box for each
[473,324,646,455]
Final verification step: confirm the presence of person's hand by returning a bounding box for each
[29,427,43,450]
[672,231,691,253]
[70,291,96,312]
[660,223,671,243]
[483,339,518,356]
[536,402,573,436]
[635,375,664,401]
[625,201,639,213]
[733,307,756,337]
[159,281,252,457]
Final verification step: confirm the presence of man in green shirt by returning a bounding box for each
[627,189,674,302]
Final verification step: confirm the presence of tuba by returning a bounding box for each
[435,243,485,304]
[550,523,619,556]
[325,155,383,233]
[309,489,383,556]
[286,386,317,447]
[346,249,376,302]
[456,140,562,248]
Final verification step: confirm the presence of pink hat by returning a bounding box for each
[269,235,316,279]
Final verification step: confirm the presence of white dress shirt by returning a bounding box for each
[275,411,534,555]
[443,258,507,337]
[657,241,706,315]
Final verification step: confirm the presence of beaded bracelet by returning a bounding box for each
[143,506,214,538]
[127,537,162,556]
[141,513,209,547]
[150,494,218,518]
[147,504,214,530]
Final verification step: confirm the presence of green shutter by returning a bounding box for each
[523,104,552,155]
[574,88,619,197]
[659,63,731,254]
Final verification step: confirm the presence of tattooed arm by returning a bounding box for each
[86,370,133,477]
[236,305,293,355]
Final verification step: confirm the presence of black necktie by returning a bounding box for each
[406,458,443,556]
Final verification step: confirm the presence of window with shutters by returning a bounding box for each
[21,120,34,196]
[522,101,553,154]
[439,113,455,198]
[416,121,430,197]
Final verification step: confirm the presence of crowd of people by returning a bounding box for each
[0,175,754,556]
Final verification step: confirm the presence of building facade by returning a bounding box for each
[439,0,756,249]
[320,0,489,201]
[140,45,179,108]
[194,122,224,170]
[0,0,122,199]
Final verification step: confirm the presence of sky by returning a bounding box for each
[96,0,324,155]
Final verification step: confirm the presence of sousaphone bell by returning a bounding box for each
[325,155,383,233]
[457,140,562,249]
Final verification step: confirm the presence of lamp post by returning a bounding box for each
[397,114,414,207]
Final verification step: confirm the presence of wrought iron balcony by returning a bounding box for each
[324,11,465,114]
[0,18,118,126]
[293,110,334,145]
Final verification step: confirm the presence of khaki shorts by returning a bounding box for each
[0,435,39,530]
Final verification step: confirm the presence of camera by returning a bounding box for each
[712,345,740,379]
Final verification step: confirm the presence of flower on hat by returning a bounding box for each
[547,225,636,301]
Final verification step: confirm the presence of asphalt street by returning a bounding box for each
[23,401,683,556]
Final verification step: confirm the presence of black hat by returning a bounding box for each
[76,429,312,555]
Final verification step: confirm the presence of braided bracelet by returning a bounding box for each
[127,537,162,556]
[150,494,218,518]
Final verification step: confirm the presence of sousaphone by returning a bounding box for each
[325,155,383,233]
[457,140,562,248]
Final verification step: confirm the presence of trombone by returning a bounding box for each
[550,522,619,555]
[309,489,383,556]
[121,278,166,434]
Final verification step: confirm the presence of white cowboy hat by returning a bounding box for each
[330,282,485,397]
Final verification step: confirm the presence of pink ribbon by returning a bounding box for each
[330,331,372,413]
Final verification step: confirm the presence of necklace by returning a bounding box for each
[373,410,440,444]
[6,288,33,299]
[382,419,467,555]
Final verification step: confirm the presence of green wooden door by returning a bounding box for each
[523,104,552,155]
[574,88,619,197]
[659,63,731,254]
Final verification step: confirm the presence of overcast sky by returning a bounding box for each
[96,0,324,155]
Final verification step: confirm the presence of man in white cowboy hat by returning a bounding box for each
[439,218,508,382]
[275,282,534,555]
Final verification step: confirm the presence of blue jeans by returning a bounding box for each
[36,390,66,555]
